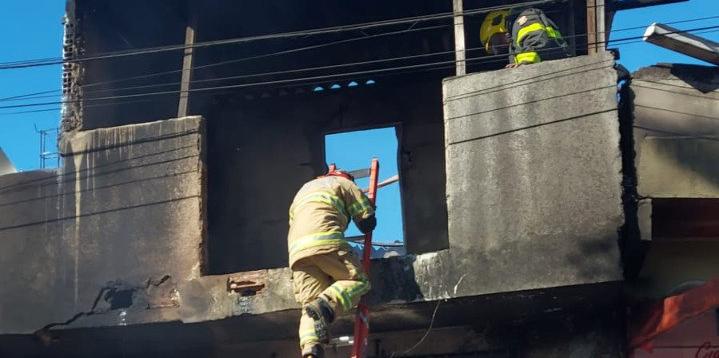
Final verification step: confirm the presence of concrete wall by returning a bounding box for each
[171,54,626,333]
[0,116,206,334]
[632,64,719,198]
[629,64,719,299]
[2,54,633,357]
[442,52,624,294]
[201,77,449,273]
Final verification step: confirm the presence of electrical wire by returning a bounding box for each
[63,19,719,93]
[1,14,716,103]
[0,24,716,115]
[608,14,719,34]
[0,60,477,116]
[81,23,452,89]
[79,22,704,97]
[0,0,558,70]
[80,45,476,96]
[0,52,515,110]
[3,23,716,111]
[390,300,443,358]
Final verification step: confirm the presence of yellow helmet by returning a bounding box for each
[480,10,510,52]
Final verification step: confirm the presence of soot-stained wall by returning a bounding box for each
[200,77,449,273]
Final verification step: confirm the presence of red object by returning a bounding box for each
[351,158,379,358]
[629,278,719,352]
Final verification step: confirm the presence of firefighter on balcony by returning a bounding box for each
[480,8,569,67]
[288,166,376,358]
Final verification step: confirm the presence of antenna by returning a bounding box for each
[34,124,60,169]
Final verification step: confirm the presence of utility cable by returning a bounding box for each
[64,20,719,92]
[0,25,716,114]
[0,0,557,70]
[2,14,716,102]
[0,60,480,116]
[390,300,443,357]
[0,53,520,110]
[81,23,451,89]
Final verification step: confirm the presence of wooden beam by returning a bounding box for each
[596,0,606,50]
[177,22,196,118]
[586,0,597,54]
[644,23,719,65]
[452,0,466,76]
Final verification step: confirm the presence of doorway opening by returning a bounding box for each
[325,126,405,258]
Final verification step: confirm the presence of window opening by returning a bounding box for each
[325,127,405,258]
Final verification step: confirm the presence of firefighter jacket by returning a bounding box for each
[508,8,569,65]
[288,175,375,269]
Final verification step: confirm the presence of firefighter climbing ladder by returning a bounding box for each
[350,158,379,358]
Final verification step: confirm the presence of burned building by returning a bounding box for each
[0,0,717,357]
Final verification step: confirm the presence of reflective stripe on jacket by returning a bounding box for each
[508,8,569,65]
[288,176,374,268]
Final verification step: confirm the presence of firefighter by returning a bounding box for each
[480,8,569,67]
[288,167,376,358]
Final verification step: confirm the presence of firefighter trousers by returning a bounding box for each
[292,249,370,351]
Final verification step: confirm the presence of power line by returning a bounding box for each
[0,24,715,114]
[0,0,557,70]
[83,47,477,97]
[608,14,719,33]
[0,48,605,117]
[82,23,451,89]
[0,52,519,110]
[78,23,687,97]
[1,14,716,102]
[0,89,59,102]
[0,59,486,116]
[0,25,452,103]
[60,16,719,91]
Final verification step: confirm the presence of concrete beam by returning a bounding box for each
[452,0,466,76]
[643,23,719,65]
[177,22,195,118]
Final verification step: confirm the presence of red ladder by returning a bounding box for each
[350,158,379,358]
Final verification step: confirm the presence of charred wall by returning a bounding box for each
[0,116,206,335]
[0,301,625,358]
[63,0,587,272]
[442,52,624,293]
[628,63,719,299]
[64,0,584,131]
[65,0,187,131]
[201,77,449,273]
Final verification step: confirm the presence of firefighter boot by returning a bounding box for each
[304,296,335,344]
[302,344,325,358]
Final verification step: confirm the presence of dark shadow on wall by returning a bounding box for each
[668,64,719,93]
[366,255,424,305]
[565,234,622,282]
[617,68,648,281]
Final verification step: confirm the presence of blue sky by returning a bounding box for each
[0,1,717,245]
[610,0,719,70]
[326,127,403,244]
[0,1,63,171]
